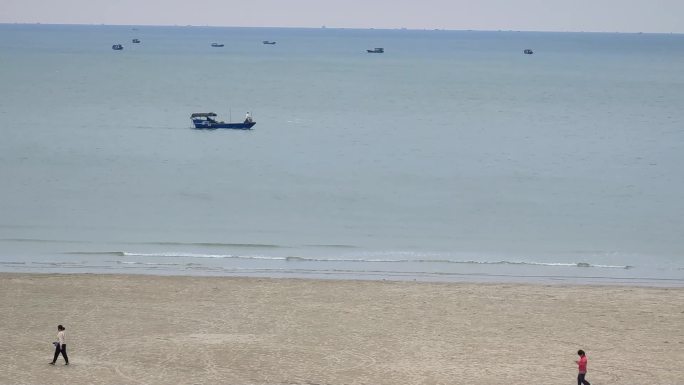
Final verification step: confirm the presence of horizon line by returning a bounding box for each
[1,22,682,35]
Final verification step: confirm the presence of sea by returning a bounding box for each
[1,24,683,286]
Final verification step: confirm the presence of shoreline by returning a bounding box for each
[1,268,683,288]
[1,272,682,384]
[4,270,683,287]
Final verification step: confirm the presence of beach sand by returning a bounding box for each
[0,273,682,385]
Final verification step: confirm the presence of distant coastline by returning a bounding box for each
[1,22,682,35]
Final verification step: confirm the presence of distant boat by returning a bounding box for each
[211,43,224,47]
[132,38,141,43]
[190,112,255,130]
[262,40,276,45]
[366,47,384,53]
[112,44,123,50]
[523,49,534,54]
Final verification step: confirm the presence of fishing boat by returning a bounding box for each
[523,49,534,54]
[190,112,255,130]
[112,44,124,50]
[366,47,384,53]
[262,40,276,45]
[211,43,224,47]
[132,38,141,43]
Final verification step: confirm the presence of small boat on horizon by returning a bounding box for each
[524,49,534,54]
[112,44,123,50]
[366,47,384,53]
[191,112,255,130]
[211,43,224,47]
[262,40,276,45]
[132,38,141,43]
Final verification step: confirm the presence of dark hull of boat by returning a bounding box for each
[192,121,256,130]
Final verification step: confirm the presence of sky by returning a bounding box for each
[1,0,683,33]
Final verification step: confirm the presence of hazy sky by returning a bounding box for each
[2,0,683,33]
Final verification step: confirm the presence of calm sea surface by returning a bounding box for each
[1,24,683,285]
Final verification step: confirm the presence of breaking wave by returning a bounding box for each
[62,251,635,269]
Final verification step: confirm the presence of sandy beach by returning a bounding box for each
[1,273,682,385]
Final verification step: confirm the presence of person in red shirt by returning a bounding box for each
[575,349,590,385]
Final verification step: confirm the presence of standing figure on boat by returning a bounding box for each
[244,111,253,123]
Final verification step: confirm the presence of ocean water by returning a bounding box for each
[1,24,683,285]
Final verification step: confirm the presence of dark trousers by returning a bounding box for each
[52,344,68,364]
[578,373,590,385]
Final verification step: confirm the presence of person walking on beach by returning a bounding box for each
[50,325,69,366]
[575,349,590,385]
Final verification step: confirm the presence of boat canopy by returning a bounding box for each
[191,113,218,118]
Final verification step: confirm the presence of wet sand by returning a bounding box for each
[1,273,682,385]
